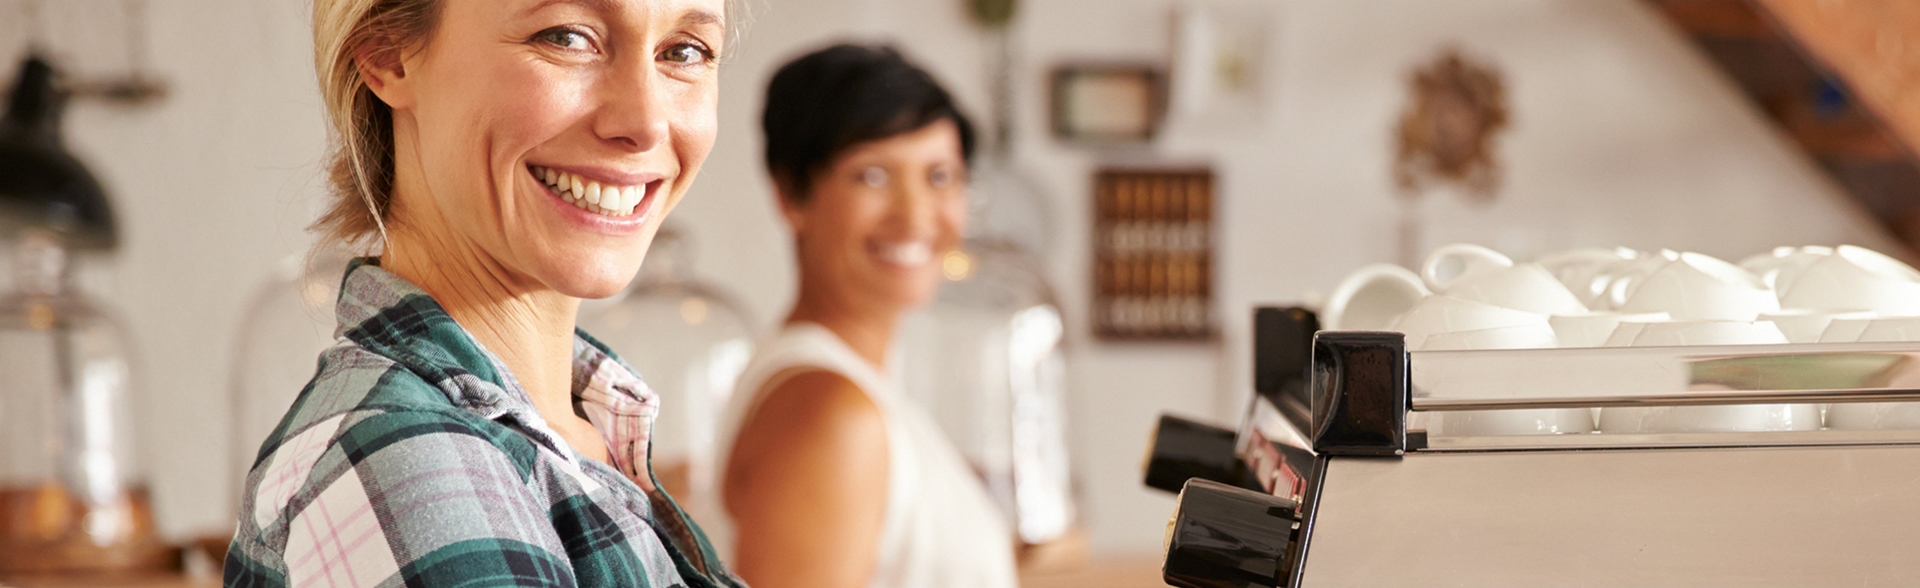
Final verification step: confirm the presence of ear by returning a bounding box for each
[357,41,420,111]
[772,172,807,233]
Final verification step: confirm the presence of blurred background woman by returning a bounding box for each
[225,0,742,585]
[718,44,1018,588]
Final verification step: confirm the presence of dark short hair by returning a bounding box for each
[761,43,976,201]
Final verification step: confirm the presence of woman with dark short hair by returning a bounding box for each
[715,44,1018,588]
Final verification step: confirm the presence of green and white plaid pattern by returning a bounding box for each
[225,259,743,588]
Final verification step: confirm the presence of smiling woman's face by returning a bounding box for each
[374,0,723,299]
[785,120,969,316]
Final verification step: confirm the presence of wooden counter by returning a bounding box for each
[1021,556,1166,588]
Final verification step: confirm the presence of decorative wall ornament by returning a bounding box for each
[1170,1,1273,131]
[1092,167,1215,340]
[1393,48,1510,202]
[968,0,1018,28]
[1050,65,1167,144]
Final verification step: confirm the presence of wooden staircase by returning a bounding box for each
[1647,0,1920,248]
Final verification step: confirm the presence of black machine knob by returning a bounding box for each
[1143,414,1263,494]
[1163,478,1299,588]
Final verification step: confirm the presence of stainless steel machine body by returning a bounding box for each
[1155,311,1920,588]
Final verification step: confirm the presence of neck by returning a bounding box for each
[787,280,897,369]
[382,204,581,427]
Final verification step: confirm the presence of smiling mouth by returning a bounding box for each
[871,240,933,268]
[531,165,658,217]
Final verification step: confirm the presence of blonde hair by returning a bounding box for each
[312,0,440,248]
[310,0,748,248]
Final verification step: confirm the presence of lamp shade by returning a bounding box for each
[0,54,117,251]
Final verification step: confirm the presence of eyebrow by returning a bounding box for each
[679,9,724,29]
[521,0,619,17]
[523,0,724,26]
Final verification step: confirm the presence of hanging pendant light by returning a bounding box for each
[0,53,119,251]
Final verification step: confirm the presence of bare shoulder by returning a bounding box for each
[723,370,893,586]
[727,369,888,481]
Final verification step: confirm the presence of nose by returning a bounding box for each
[888,174,938,237]
[593,60,671,152]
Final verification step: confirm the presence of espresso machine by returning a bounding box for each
[1146,307,1920,587]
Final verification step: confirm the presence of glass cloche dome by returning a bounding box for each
[899,236,1078,547]
[577,224,754,523]
[0,231,167,575]
[227,249,350,514]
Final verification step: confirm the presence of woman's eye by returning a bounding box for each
[661,43,714,65]
[536,28,593,52]
[859,167,888,187]
[928,167,953,188]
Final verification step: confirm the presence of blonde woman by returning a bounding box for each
[225,0,741,586]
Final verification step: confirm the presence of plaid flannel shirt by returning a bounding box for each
[225,260,744,588]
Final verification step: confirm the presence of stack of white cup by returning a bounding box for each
[1317,242,1920,436]
[1749,245,1920,429]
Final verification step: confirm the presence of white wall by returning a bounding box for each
[1,0,1897,557]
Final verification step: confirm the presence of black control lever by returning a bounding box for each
[1143,414,1263,494]
[1163,478,1299,588]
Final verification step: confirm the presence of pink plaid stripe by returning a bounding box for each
[575,355,659,492]
[254,415,347,529]
[286,469,400,587]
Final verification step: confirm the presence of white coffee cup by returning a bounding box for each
[1537,247,1640,295]
[1760,309,1877,343]
[1600,403,1822,434]
[1389,295,1551,350]
[1419,244,1588,316]
[1320,263,1428,331]
[1739,245,1833,293]
[1854,317,1920,343]
[1599,320,1817,434]
[1551,311,1669,348]
[1827,404,1920,430]
[1619,252,1779,321]
[1602,321,1650,347]
[1819,316,1877,343]
[1624,320,1788,347]
[1419,243,1514,288]
[1826,317,1920,430]
[1420,324,1559,351]
[1420,323,1591,437]
[1778,245,1920,316]
[1590,250,1681,311]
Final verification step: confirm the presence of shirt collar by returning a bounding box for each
[334,258,661,487]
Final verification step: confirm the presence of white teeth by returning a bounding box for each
[876,242,933,267]
[533,165,648,217]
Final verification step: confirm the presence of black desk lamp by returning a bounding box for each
[0,53,118,251]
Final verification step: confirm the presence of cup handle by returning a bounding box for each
[1603,266,1659,310]
[1420,244,1512,292]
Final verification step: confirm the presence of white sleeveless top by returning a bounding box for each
[715,323,1018,588]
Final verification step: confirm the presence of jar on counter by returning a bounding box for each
[0,230,169,576]
[223,249,350,542]
[898,239,1078,549]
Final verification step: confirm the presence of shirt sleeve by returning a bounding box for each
[279,409,580,587]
